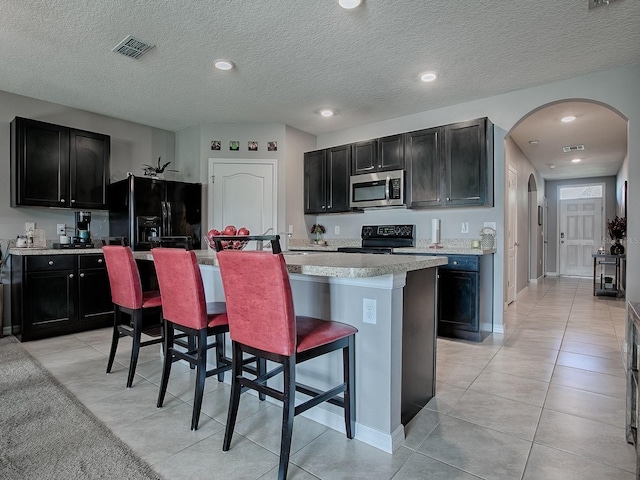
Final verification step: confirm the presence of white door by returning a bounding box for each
[559,198,602,276]
[507,166,517,304]
[208,160,277,250]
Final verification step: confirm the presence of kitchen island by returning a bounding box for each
[134,249,446,453]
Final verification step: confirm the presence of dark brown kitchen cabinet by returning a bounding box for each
[304,145,351,214]
[10,117,110,209]
[11,254,113,341]
[436,254,493,342]
[406,118,493,208]
[351,135,404,175]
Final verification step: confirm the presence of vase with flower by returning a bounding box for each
[607,215,626,255]
[311,224,326,245]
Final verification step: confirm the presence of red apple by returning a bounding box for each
[223,225,237,236]
[237,227,250,236]
[232,240,242,249]
[220,240,229,248]
[207,228,221,239]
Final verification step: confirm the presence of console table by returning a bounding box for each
[593,253,625,297]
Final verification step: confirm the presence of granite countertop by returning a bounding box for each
[132,250,448,278]
[287,244,496,256]
[9,247,104,255]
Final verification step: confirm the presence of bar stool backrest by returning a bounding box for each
[216,250,296,356]
[151,248,209,330]
[102,245,144,309]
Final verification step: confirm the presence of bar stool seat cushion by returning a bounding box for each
[296,316,358,353]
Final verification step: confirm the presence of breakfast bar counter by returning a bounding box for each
[135,249,447,453]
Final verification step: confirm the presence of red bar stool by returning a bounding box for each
[151,247,232,430]
[216,246,357,480]
[102,245,163,388]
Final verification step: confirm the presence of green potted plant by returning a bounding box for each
[607,215,626,255]
[311,224,326,245]
[142,157,178,179]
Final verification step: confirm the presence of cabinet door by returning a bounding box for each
[438,270,479,333]
[406,128,442,208]
[304,150,327,213]
[23,269,76,340]
[378,134,404,171]
[351,140,377,175]
[11,117,69,207]
[78,266,113,327]
[326,145,351,212]
[444,118,489,206]
[69,129,110,209]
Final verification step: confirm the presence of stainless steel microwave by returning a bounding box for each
[349,170,405,208]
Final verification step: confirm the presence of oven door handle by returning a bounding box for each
[385,175,390,202]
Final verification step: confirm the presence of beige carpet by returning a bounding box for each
[0,336,163,480]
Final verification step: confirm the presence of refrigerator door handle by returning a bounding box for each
[161,201,167,235]
[166,201,172,235]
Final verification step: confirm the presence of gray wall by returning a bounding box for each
[545,176,617,274]
[0,89,176,243]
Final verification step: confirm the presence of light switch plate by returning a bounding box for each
[335,226,340,235]
[461,222,469,233]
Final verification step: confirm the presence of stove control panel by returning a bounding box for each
[361,224,415,248]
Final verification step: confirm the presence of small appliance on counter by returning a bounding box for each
[53,211,96,249]
[337,224,415,254]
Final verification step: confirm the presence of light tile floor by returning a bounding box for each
[20,277,637,479]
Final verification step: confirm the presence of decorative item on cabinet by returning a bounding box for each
[480,226,496,249]
[142,156,177,179]
[311,224,326,245]
[607,215,626,255]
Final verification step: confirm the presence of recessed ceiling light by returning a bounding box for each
[420,72,437,82]
[320,109,334,117]
[549,164,556,169]
[561,115,576,123]
[571,158,582,163]
[528,140,539,145]
[213,59,234,71]
[339,0,361,9]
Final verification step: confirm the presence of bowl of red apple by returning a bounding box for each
[204,225,251,250]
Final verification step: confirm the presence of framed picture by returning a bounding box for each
[229,141,239,151]
[248,141,258,151]
[211,140,221,151]
[538,205,543,226]
[267,141,277,152]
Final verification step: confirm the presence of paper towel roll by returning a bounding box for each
[431,219,440,245]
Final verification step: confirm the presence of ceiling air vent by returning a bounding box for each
[112,35,155,59]
[589,0,619,9]
[562,144,585,153]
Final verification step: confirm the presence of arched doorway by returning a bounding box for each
[505,99,627,299]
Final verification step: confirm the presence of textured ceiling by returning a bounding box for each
[0,0,638,175]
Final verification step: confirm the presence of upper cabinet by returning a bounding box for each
[11,117,110,209]
[407,117,493,208]
[304,144,351,214]
[351,134,404,175]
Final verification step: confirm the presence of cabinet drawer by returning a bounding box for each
[79,254,106,269]
[26,255,75,272]
[440,255,479,271]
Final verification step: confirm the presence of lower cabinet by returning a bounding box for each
[11,253,113,341]
[436,254,493,342]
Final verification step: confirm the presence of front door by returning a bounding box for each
[208,159,277,250]
[559,197,602,276]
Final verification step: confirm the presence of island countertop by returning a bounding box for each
[133,250,448,278]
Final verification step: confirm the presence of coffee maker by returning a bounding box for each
[74,211,92,245]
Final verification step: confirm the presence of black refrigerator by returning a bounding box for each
[108,175,202,251]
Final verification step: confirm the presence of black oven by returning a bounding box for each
[337,224,415,254]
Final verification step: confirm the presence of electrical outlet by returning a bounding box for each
[461,222,469,234]
[288,224,294,234]
[335,226,340,235]
[57,223,66,235]
[25,222,35,232]
[362,298,376,325]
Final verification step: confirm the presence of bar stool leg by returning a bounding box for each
[106,307,121,374]
[127,310,144,388]
[157,321,174,408]
[278,357,296,480]
[344,335,356,438]
[223,342,244,451]
[191,329,208,430]
[215,333,225,382]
